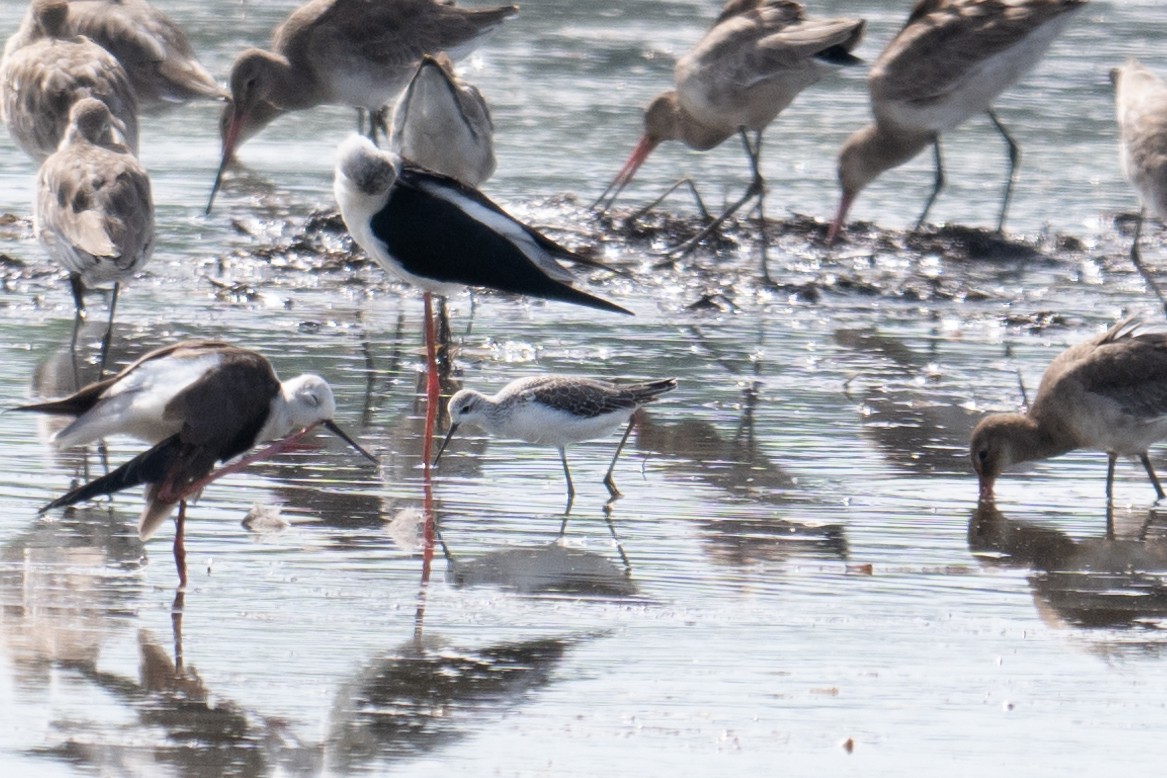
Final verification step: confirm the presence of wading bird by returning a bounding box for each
[34,98,154,374]
[596,0,864,282]
[435,375,677,507]
[828,0,1086,243]
[18,340,377,586]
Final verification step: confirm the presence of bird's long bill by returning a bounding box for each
[432,423,459,467]
[592,134,658,214]
[826,190,855,246]
[206,104,244,214]
[322,419,378,464]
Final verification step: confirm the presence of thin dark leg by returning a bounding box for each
[1128,209,1167,316]
[603,419,636,498]
[663,128,764,259]
[1140,452,1166,500]
[986,109,1019,234]
[627,178,713,224]
[748,130,772,285]
[68,274,86,360]
[560,447,575,514]
[173,500,188,589]
[98,282,119,379]
[914,137,945,232]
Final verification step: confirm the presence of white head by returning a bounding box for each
[334,135,399,199]
[266,373,378,463]
[433,389,491,465]
[446,389,492,431]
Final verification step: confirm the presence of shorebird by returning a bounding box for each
[4,0,223,108]
[970,316,1167,511]
[334,135,631,463]
[208,0,518,212]
[595,0,864,280]
[16,339,378,586]
[1,0,139,161]
[1112,58,1167,314]
[434,376,677,505]
[390,53,495,187]
[34,98,154,374]
[828,0,1086,243]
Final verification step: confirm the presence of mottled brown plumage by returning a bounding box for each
[829,0,1086,242]
[1,0,139,160]
[5,0,223,107]
[436,376,677,502]
[971,317,1167,506]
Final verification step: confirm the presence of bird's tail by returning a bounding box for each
[40,435,181,513]
[629,378,678,404]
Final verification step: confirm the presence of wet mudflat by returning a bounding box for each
[3,0,1167,775]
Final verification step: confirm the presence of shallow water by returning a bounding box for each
[2,0,1167,774]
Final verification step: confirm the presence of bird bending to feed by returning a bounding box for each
[35,98,154,374]
[4,0,223,108]
[595,0,863,280]
[17,340,378,586]
[970,316,1167,513]
[208,0,518,212]
[1112,58,1167,315]
[390,53,495,188]
[434,376,678,506]
[0,0,139,161]
[828,0,1085,244]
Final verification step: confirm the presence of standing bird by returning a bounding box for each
[828,0,1086,244]
[208,0,518,212]
[595,0,864,281]
[1,0,139,161]
[970,317,1167,512]
[4,0,223,109]
[15,340,378,586]
[434,376,678,506]
[1112,58,1167,315]
[390,53,496,187]
[35,98,154,374]
[334,135,630,464]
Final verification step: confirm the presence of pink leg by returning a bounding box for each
[164,425,318,503]
[422,293,440,473]
[173,500,188,589]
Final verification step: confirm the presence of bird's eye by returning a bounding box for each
[977,448,988,463]
[305,392,320,408]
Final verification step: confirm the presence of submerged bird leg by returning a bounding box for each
[98,282,121,379]
[915,136,945,232]
[1140,452,1166,500]
[603,418,637,498]
[1127,209,1167,316]
[173,499,188,588]
[987,109,1019,233]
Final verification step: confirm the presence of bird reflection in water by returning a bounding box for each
[970,501,1167,633]
[326,634,585,772]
